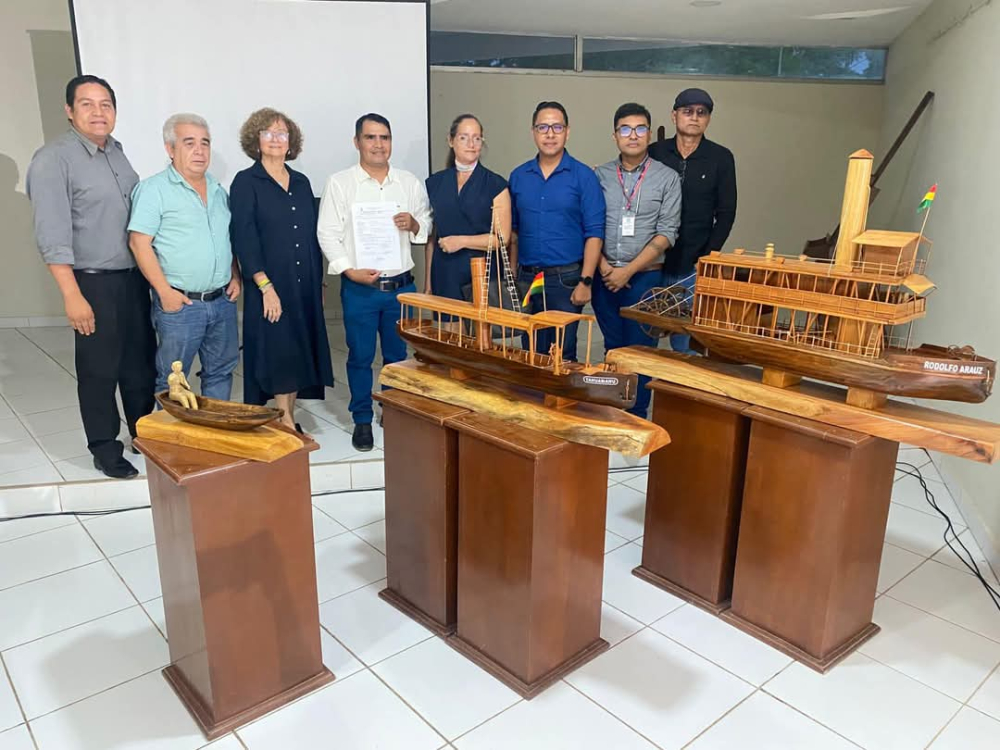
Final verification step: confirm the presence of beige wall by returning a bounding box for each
[869,0,1000,565]
[430,68,884,263]
[1,0,75,321]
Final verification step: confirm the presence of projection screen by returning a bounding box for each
[70,0,430,191]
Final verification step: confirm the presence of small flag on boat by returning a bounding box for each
[522,271,544,307]
[917,184,937,213]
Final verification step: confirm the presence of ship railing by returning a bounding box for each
[695,278,926,321]
[703,253,926,279]
[693,317,912,359]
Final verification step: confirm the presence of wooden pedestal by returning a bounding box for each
[720,407,898,672]
[633,382,750,613]
[375,390,468,636]
[448,412,610,698]
[136,435,333,740]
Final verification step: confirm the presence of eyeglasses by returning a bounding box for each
[533,123,566,134]
[677,107,710,119]
[455,135,484,146]
[616,125,650,138]
[260,131,290,142]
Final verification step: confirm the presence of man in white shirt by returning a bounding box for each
[318,113,432,451]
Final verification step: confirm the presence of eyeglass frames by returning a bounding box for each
[260,131,290,142]
[533,123,566,134]
[677,107,710,119]
[616,125,650,138]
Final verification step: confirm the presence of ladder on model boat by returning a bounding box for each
[481,206,521,314]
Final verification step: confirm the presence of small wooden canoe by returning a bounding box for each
[154,392,283,431]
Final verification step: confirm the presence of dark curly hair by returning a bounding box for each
[239,107,303,160]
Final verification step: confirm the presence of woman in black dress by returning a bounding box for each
[424,114,511,315]
[230,108,333,431]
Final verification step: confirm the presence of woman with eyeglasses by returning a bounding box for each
[423,114,511,313]
[229,107,333,432]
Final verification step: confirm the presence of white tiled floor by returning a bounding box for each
[0,449,997,749]
[0,325,384,487]
[2,323,1000,748]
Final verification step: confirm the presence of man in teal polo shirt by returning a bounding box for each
[129,113,241,401]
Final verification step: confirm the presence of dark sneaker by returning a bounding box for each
[352,423,374,452]
[93,455,139,480]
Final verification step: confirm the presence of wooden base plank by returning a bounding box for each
[718,610,880,673]
[378,360,669,458]
[632,566,730,615]
[606,347,1000,463]
[379,588,455,638]
[163,665,334,740]
[447,635,608,699]
[137,411,303,463]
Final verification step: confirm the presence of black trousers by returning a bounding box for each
[74,269,156,462]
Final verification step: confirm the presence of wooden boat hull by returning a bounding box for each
[155,392,283,430]
[687,327,994,403]
[398,324,638,409]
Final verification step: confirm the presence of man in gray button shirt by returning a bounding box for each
[594,102,681,418]
[26,75,156,479]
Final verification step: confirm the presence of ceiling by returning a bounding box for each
[429,0,934,47]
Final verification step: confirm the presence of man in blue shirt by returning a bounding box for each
[509,101,605,361]
[129,113,242,401]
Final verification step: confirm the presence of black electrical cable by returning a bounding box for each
[895,455,1000,613]
[0,486,386,524]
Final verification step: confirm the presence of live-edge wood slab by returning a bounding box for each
[607,346,1000,463]
[379,359,669,458]
[137,410,303,463]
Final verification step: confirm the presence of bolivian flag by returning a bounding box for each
[917,184,937,213]
[521,271,545,307]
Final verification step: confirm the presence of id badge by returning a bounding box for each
[621,214,636,237]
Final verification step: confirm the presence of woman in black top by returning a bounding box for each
[230,108,333,431]
[424,114,511,314]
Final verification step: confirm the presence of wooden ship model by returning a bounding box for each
[396,214,638,409]
[623,149,995,408]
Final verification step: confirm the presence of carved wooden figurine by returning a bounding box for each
[167,361,199,410]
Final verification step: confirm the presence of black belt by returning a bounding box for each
[519,262,581,276]
[375,272,413,292]
[75,267,136,275]
[172,286,226,301]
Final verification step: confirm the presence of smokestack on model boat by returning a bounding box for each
[621,150,995,408]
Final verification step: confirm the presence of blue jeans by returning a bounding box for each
[518,265,582,362]
[152,292,239,400]
[592,268,660,418]
[340,276,415,425]
[661,270,697,355]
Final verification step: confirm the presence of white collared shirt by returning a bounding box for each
[317,163,432,276]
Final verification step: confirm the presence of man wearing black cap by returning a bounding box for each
[649,88,737,353]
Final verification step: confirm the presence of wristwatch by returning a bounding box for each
[580,276,593,287]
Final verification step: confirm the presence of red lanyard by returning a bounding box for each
[616,158,650,213]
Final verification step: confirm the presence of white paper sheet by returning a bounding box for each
[352,202,401,271]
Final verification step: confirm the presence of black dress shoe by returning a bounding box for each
[93,455,139,480]
[352,423,374,452]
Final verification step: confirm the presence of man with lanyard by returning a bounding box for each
[129,113,242,405]
[509,101,605,361]
[595,102,681,418]
[649,88,737,353]
[317,113,432,452]
[26,74,156,479]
